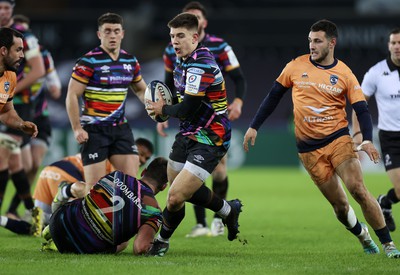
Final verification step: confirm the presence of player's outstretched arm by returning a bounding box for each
[243,128,257,153]
[134,224,157,255]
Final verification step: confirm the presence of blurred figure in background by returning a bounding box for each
[352,27,400,232]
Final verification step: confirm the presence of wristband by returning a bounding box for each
[356,140,372,151]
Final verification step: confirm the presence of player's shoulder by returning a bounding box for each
[366,59,389,74]
[203,33,225,44]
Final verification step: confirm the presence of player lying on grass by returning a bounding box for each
[43,157,167,255]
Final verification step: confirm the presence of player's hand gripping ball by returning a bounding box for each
[145,80,173,122]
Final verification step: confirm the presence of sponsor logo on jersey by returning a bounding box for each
[318,83,343,95]
[330,75,338,85]
[305,106,331,114]
[187,68,205,75]
[301,72,308,78]
[123,64,132,72]
[100,65,110,73]
[4,81,10,93]
[186,72,201,94]
[193,154,204,164]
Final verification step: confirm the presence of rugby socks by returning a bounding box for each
[0,169,9,210]
[212,177,228,219]
[348,221,362,236]
[193,205,207,227]
[374,226,392,244]
[382,189,400,208]
[0,215,31,235]
[188,184,224,212]
[62,184,75,200]
[11,170,34,210]
[7,194,21,215]
[159,206,186,240]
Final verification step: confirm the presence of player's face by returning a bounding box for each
[308,31,334,65]
[185,9,207,37]
[137,144,152,167]
[388,33,400,65]
[170,27,198,59]
[3,36,24,72]
[98,23,124,53]
[0,2,12,27]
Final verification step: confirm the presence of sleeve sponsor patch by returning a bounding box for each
[186,72,202,94]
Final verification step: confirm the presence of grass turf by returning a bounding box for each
[1,167,399,274]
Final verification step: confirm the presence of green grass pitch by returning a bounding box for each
[1,167,399,274]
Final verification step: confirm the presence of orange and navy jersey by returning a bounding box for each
[0,71,16,110]
[71,47,142,126]
[276,54,365,152]
[33,155,84,205]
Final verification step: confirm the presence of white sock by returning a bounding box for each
[217,200,231,218]
[345,205,357,229]
[0,216,8,227]
[156,235,169,243]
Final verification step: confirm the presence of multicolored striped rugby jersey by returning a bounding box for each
[11,24,41,106]
[172,45,231,147]
[30,46,54,118]
[56,171,162,253]
[71,47,143,126]
[164,33,240,74]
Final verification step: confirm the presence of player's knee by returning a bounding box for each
[166,192,185,210]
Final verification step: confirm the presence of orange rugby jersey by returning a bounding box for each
[277,54,365,145]
[0,71,16,110]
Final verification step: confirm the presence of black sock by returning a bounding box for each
[11,170,34,210]
[159,206,185,239]
[0,169,9,210]
[5,218,32,235]
[347,220,362,236]
[387,188,399,205]
[212,177,228,219]
[212,177,228,199]
[375,226,392,244]
[187,184,224,212]
[7,193,21,214]
[193,205,207,227]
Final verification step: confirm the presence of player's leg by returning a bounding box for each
[210,155,228,236]
[376,130,400,232]
[337,158,400,258]
[27,139,49,185]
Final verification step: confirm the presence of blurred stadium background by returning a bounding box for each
[13,0,400,169]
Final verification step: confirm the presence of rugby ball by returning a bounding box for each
[144,80,173,122]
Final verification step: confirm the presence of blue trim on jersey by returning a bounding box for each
[81,57,112,64]
[207,42,228,52]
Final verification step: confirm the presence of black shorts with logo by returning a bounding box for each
[169,132,228,174]
[379,130,400,171]
[81,123,138,165]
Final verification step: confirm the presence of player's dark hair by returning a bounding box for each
[310,19,338,39]
[0,0,15,7]
[0,27,23,50]
[12,14,30,25]
[97,13,123,28]
[389,27,400,36]
[182,1,207,18]
[135,138,154,154]
[143,157,168,190]
[168,12,198,32]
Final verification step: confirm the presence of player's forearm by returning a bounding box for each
[228,68,247,100]
[0,109,25,131]
[65,94,82,131]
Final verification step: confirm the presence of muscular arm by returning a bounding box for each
[66,79,88,144]
[16,55,45,93]
[130,78,147,104]
[0,101,37,137]
[133,223,157,255]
